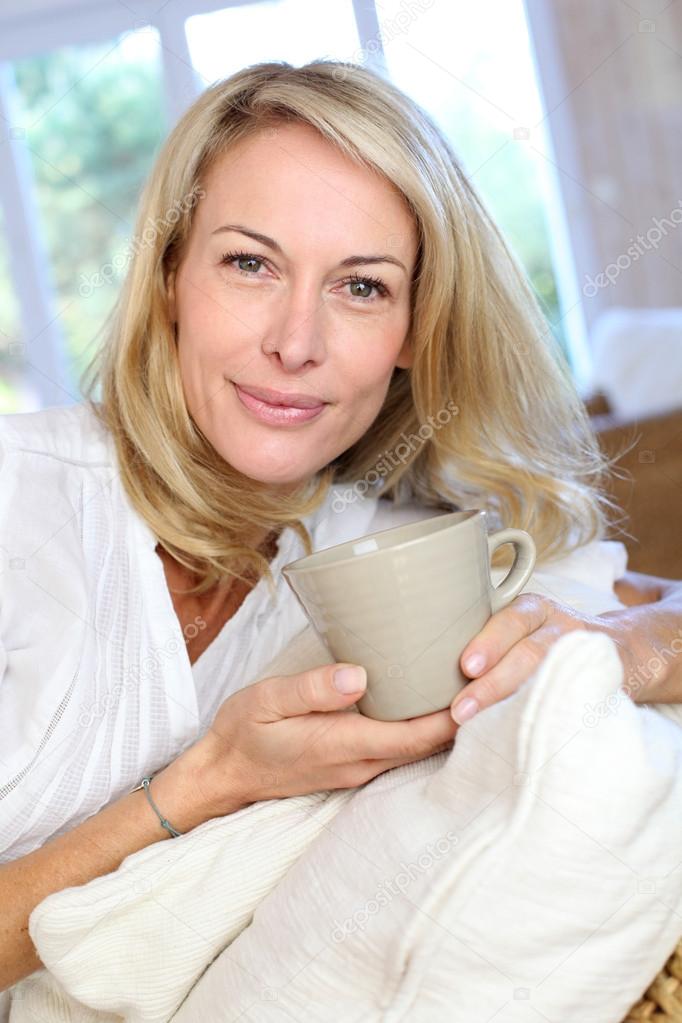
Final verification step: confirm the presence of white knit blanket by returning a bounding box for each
[6,617,682,1023]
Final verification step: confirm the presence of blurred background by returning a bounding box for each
[0,0,680,571]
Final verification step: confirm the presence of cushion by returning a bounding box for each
[591,305,682,419]
[7,537,682,1023]
[171,628,682,1023]
[10,627,682,1023]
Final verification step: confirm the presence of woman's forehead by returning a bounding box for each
[196,128,418,262]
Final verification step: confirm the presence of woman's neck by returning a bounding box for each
[155,530,280,664]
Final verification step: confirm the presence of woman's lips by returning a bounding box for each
[233,382,327,425]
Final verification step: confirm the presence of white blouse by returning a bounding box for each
[0,401,438,862]
[0,401,631,864]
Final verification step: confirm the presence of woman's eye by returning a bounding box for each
[348,280,373,299]
[221,252,388,302]
[344,275,388,302]
[236,255,262,273]
[220,251,267,276]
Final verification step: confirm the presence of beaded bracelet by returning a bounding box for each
[130,774,183,838]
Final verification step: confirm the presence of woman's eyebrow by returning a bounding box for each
[211,223,407,273]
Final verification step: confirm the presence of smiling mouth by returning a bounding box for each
[232,381,327,409]
[232,381,328,425]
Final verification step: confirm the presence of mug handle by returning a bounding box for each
[487,528,537,614]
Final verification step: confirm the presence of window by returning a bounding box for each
[185,0,362,79]
[375,0,578,369]
[0,0,590,411]
[10,27,165,389]
[0,211,30,413]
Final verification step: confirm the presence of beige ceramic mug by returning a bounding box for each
[282,509,536,721]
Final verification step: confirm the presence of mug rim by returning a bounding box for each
[281,507,484,577]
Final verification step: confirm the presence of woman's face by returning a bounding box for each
[168,120,419,488]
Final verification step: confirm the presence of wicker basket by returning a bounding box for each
[621,938,682,1020]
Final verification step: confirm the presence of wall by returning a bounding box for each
[525,0,682,327]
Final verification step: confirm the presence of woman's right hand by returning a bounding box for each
[185,663,459,819]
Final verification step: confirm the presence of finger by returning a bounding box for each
[256,663,368,721]
[368,730,457,763]
[459,593,553,678]
[340,707,459,762]
[331,736,457,790]
[368,740,457,774]
[451,625,565,723]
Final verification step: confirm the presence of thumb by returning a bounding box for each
[260,663,367,721]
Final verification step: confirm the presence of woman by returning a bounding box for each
[0,59,680,994]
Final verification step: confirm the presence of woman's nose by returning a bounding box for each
[264,287,327,369]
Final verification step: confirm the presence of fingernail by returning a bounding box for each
[334,665,367,693]
[463,653,486,675]
[451,696,479,724]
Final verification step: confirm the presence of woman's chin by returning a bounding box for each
[227,458,315,491]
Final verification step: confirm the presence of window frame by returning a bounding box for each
[0,0,590,407]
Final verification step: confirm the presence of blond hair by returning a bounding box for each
[82,59,626,597]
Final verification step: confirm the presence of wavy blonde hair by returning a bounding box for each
[82,59,626,598]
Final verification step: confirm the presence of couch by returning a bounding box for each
[584,391,682,581]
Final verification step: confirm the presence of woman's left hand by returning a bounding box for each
[448,593,641,724]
